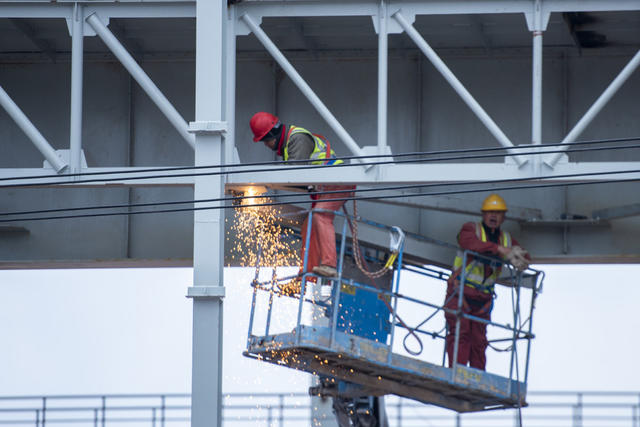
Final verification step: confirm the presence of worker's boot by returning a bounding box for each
[312,265,338,277]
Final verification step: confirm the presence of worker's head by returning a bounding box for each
[481,194,507,230]
[250,112,282,151]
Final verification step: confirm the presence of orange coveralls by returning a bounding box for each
[300,185,354,273]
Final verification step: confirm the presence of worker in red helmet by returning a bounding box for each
[444,194,531,371]
[250,112,354,289]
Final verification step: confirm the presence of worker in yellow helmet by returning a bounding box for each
[444,194,530,371]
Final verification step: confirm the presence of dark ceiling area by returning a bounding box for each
[0,11,637,62]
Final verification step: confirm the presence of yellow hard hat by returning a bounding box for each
[481,194,508,211]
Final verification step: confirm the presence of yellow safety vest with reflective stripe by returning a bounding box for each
[452,222,512,294]
[283,126,343,165]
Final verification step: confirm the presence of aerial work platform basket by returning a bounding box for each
[244,208,544,413]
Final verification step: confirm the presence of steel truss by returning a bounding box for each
[0,0,638,183]
[1,2,639,427]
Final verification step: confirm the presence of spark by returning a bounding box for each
[229,186,301,269]
[232,187,332,375]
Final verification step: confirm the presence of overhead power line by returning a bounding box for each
[1,168,638,219]
[0,136,639,189]
[1,170,638,223]
[1,142,638,189]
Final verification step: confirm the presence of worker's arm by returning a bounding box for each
[457,222,501,255]
[286,133,314,162]
[493,236,532,262]
[458,223,531,260]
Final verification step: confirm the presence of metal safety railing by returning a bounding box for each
[449,249,543,401]
[1,391,639,426]
[385,391,640,427]
[246,208,544,404]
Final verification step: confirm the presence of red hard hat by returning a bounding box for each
[250,112,279,142]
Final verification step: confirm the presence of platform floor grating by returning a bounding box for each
[245,325,526,413]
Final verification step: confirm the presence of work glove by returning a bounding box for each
[506,246,530,272]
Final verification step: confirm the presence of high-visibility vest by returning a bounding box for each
[452,222,512,294]
[283,126,343,165]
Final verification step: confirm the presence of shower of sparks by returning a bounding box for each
[230,187,362,397]
[228,187,301,268]
[229,186,304,335]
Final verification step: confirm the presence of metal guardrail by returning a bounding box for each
[246,208,543,412]
[0,392,639,426]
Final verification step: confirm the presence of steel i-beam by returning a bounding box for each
[240,12,368,162]
[531,0,544,176]
[188,1,227,427]
[70,3,84,174]
[225,6,237,165]
[0,86,67,172]
[544,48,640,168]
[392,10,527,167]
[86,13,196,150]
[377,0,388,155]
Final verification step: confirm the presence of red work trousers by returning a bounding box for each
[444,292,492,371]
[300,185,354,273]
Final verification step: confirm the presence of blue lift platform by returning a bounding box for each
[244,208,544,414]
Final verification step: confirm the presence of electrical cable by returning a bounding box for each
[403,290,455,355]
[318,201,425,356]
[1,167,638,218]
[488,266,521,353]
[1,138,639,189]
[2,142,638,189]
[1,172,638,223]
[1,135,637,184]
